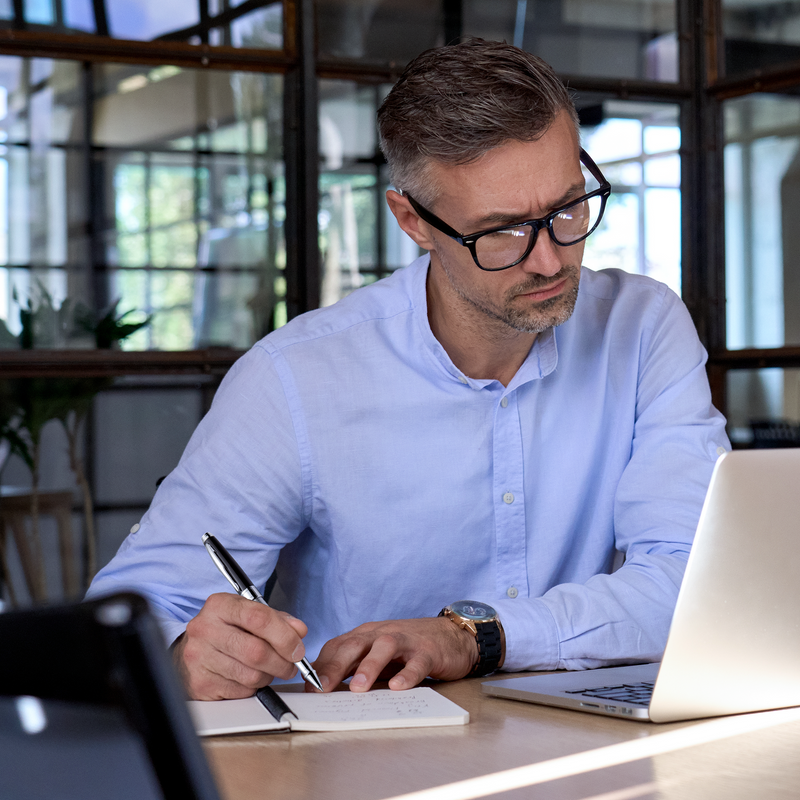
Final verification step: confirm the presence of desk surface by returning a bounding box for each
[202,674,800,800]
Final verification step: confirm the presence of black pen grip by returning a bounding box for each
[256,686,297,722]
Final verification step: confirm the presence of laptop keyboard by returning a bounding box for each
[564,681,655,707]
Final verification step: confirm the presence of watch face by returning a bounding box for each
[451,600,496,621]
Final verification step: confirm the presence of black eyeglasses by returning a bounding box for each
[403,149,611,272]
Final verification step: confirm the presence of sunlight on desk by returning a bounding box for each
[383,706,800,800]
[203,677,800,800]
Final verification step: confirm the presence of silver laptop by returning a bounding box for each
[483,448,800,723]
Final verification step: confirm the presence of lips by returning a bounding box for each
[516,277,568,301]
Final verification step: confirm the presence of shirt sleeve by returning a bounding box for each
[85,344,307,642]
[495,288,730,672]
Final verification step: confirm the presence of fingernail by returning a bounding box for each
[350,673,367,689]
[291,644,305,661]
[390,674,406,689]
[320,674,330,690]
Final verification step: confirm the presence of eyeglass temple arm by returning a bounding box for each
[400,191,464,240]
[400,150,609,239]
[579,148,611,189]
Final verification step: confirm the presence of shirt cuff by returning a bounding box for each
[160,618,189,649]
[494,597,561,672]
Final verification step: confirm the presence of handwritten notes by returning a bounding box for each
[191,687,468,736]
[284,687,468,731]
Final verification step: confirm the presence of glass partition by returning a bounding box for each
[0,0,285,49]
[581,100,682,294]
[318,79,421,306]
[726,367,800,447]
[0,58,286,352]
[316,0,678,82]
[724,93,800,350]
[723,1,800,78]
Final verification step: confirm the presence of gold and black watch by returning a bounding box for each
[439,600,505,677]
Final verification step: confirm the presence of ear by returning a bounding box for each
[385,190,436,251]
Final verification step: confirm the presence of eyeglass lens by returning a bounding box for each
[475,194,604,270]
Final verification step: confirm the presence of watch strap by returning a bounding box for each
[439,607,505,677]
[472,619,504,677]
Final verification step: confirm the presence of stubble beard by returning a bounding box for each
[437,248,581,334]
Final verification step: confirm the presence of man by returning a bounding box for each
[88,39,729,701]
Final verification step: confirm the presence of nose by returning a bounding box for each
[519,230,565,278]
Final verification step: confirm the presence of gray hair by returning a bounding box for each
[378,38,579,206]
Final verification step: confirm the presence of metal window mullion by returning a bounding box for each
[84,62,109,316]
[683,0,726,419]
[12,0,23,29]
[199,0,210,45]
[193,123,202,287]
[283,0,318,318]
[144,149,154,349]
[92,0,108,37]
[373,85,385,280]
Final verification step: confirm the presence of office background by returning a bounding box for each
[0,0,798,605]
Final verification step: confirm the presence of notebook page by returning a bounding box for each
[189,696,289,736]
[279,687,469,731]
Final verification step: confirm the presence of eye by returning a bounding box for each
[483,228,527,240]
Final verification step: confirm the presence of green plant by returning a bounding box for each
[0,288,151,596]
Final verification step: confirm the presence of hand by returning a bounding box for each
[312,617,478,693]
[172,592,310,700]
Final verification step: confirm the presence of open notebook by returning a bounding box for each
[189,686,468,735]
[483,448,800,723]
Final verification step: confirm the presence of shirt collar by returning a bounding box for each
[411,255,560,390]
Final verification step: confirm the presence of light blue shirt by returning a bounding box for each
[88,256,729,672]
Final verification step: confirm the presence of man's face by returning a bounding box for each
[424,112,586,335]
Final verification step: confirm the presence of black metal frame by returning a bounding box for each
[0,0,795,423]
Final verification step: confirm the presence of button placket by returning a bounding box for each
[492,390,529,599]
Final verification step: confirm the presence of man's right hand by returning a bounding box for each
[172,592,310,700]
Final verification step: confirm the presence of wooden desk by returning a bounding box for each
[202,675,800,800]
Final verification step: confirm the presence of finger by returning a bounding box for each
[188,610,300,679]
[178,629,279,700]
[349,633,412,693]
[187,596,301,681]
[211,593,309,666]
[313,630,376,691]
[278,610,309,640]
[186,648,275,700]
[387,655,433,691]
[218,622,299,682]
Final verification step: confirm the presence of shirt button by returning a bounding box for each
[501,397,508,408]
[130,523,141,534]
[458,376,468,384]
[503,492,514,504]
[507,586,519,599]
[716,446,727,456]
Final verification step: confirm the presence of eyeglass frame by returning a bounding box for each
[401,148,612,272]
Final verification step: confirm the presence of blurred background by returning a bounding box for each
[1,0,799,605]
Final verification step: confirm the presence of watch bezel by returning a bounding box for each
[448,600,498,622]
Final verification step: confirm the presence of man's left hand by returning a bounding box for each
[311,617,478,692]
